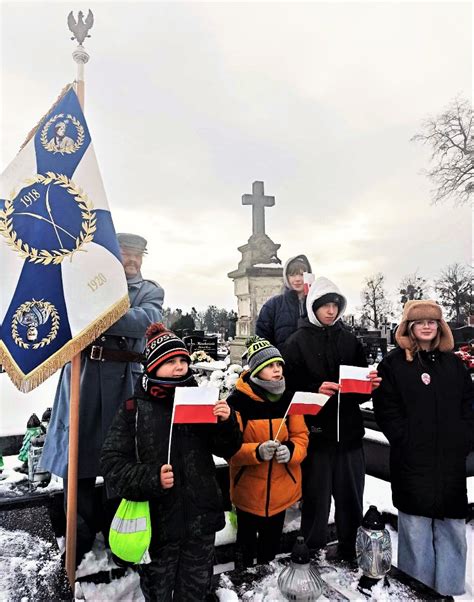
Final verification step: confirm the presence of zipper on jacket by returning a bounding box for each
[284,465,296,484]
[176,427,189,539]
[265,419,274,517]
[433,372,442,516]
[234,466,246,487]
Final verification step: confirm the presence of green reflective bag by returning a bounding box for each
[109,498,151,564]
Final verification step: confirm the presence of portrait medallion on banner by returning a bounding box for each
[11,299,60,349]
[40,112,84,154]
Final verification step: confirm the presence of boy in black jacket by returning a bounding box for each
[101,323,242,601]
[283,277,380,560]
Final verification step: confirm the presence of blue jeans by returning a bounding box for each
[397,511,467,595]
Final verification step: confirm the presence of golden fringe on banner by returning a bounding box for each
[19,83,74,152]
[0,294,130,393]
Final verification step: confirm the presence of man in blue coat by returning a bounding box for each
[41,233,163,564]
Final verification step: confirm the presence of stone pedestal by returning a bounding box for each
[228,182,283,364]
[228,264,283,364]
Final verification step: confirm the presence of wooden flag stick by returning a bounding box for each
[65,13,93,588]
[273,403,291,443]
[65,353,81,586]
[167,404,176,465]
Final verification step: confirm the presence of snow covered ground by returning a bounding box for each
[3,477,471,600]
[1,451,473,601]
[71,509,474,601]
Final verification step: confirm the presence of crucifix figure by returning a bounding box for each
[242,181,275,236]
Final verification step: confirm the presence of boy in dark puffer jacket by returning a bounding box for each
[283,277,380,560]
[101,323,242,601]
[227,337,308,567]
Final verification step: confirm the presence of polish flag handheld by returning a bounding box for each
[173,386,219,424]
[274,392,329,441]
[167,386,219,463]
[288,391,330,416]
[339,365,374,394]
[303,272,315,296]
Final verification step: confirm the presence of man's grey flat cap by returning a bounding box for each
[117,233,148,254]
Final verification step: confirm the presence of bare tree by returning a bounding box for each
[411,96,473,205]
[359,273,393,329]
[399,271,430,307]
[435,263,472,325]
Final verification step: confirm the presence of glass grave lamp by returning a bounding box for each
[355,505,392,589]
[277,536,324,601]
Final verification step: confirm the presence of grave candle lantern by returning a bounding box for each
[356,505,392,581]
[277,536,324,601]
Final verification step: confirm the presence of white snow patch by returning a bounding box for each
[364,429,389,445]
[253,263,283,269]
[75,569,143,601]
[0,527,62,601]
[76,533,118,578]
[215,511,237,547]
[364,475,397,516]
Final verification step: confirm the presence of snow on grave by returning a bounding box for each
[0,503,72,601]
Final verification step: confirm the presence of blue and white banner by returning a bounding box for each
[0,86,129,391]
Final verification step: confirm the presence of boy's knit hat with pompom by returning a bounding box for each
[144,323,190,375]
[246,336,284,377]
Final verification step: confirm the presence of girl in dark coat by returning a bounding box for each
[101,323,242,601]
[373,300,474,596]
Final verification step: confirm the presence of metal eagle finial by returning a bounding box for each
[67,10,94,45]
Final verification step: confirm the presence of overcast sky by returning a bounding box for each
[1,0,472,318]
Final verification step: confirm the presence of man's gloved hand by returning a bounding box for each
[275,444,291,464]
[257,440,279,461]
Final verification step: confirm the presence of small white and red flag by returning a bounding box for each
[303,272,315,295]
[287,391,330,416]
[173,386,219,424]
[339,365,373,395]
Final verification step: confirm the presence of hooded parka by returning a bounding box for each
[283,277,369,446]
[227,371,308,517]
[256,254,312,349]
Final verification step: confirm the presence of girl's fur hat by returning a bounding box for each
[395,300,454,361]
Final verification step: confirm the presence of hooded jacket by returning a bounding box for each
[256,254,312,349]
[282,277,369,446]
[227,372,308,517]
[100,375,242,550]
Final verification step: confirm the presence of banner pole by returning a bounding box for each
[65,12,93,588]
[65,354,81,586]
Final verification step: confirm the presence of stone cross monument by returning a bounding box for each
[242,181,275,236]
[228,181,284,363]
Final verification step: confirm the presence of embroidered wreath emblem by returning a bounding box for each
[11,299,60,349]
[40,112,85,155]
[0,172,96,265]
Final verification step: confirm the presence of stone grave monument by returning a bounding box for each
[228,181,283,363]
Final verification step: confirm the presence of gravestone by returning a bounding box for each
[182,334,218,359]
[228,181,283,363]
[356,329,387,362]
